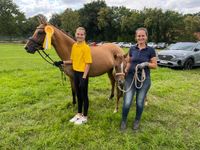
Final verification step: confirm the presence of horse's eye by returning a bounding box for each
[38,31,45,35]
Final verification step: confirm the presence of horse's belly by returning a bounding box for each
[87,45,124,77]
[89,60,114,77]
[89,67,112,77]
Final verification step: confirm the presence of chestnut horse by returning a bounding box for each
[24,18,124,112]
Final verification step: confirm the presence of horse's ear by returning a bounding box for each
[124,53,128,58]
[114,54,121,60]
[124,52,130,63]
[37,16,42,24]
[38,15,47,25]
[114,54,117,59]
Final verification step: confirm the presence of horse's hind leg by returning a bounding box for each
[107,69,115,100]
[114,84,123,113]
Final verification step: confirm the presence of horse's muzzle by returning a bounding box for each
[24,45,35,54]
[117,79,125,87]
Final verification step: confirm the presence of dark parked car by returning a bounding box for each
[157,42,200,69]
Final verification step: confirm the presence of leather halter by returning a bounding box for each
[28,27,56,65]
[115,62,125,77]
[28,27,45,50]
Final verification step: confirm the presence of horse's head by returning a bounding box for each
[114,53,128,87]
[24,16,48,54]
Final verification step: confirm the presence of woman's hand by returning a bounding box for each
[137,62,149,69]
[54,61,63,67]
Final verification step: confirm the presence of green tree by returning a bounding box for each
[79,0,107,41]
[23,14,47,38]
[163,10,184,43]
[115,6,132,41]
[60,8,80,36]
[142,9,184,43]
[143,8,164,42]
[49,13,62,28]
[183,14,200,40]
[120,9,142,42]
[98,6,134,41]
[98,7,112,40]
[98,6,123,41]
[0,0,26,38]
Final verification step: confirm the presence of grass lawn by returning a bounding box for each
[0,43,200,149]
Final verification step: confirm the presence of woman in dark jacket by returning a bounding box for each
[120,27,157,131]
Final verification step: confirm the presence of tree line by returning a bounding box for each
[1,0,200,43]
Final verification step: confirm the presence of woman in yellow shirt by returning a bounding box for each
[55,27,92,125]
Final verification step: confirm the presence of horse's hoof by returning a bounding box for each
[108,96,114,100]
[113,109,118,113]
[66,102,72,109]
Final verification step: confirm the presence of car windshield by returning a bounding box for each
[166,43,196,51]
[158,43,164,45]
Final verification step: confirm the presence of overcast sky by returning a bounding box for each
[13,0,200,19]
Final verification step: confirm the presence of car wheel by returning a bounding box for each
[183,59,194,70]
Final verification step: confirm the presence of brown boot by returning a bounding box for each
[120,121,127,131]
[133,120,140,130]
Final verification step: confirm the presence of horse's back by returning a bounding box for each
[90,43,124,54]
[89,43,124,76]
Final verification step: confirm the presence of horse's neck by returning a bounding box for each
[52,27,75,60]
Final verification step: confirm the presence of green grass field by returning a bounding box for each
[0,43,200,149]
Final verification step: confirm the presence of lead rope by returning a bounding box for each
[37,50,55,65]
[134,65,146,89]
[37,50,66,85]
[59,65,66,85]
[117,64,146,93]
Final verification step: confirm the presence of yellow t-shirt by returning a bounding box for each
[70,41,92,72]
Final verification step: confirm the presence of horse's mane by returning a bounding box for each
[50,24,76,41]
[60,29,76,41]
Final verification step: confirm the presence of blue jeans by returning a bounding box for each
[122,73,151,122]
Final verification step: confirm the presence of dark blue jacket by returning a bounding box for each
[128,45,156,78]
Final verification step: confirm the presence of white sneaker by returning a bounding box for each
[69,114,81,123]
[74,116,87,125]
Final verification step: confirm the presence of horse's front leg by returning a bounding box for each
[107,69,115,100]
[69,77,76,106]
[114,83,123,113]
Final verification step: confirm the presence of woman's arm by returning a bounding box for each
[63,60,72,65]
[83,63,91,78]
[125,55,131,73]
[148,57,157,69]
